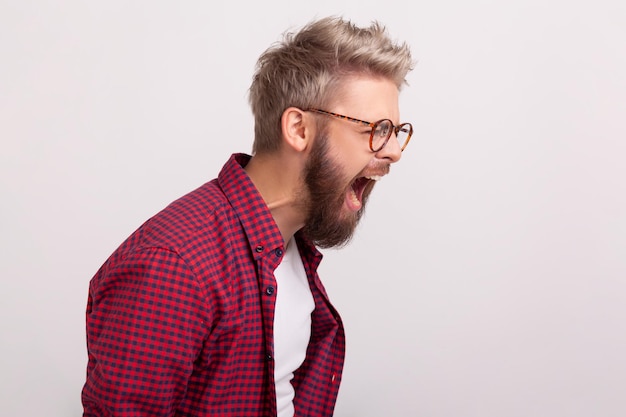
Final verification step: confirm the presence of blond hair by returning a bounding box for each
[248,16,414,154]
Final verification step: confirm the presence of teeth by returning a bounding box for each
[349,188,361,207]
[365,175,382,181]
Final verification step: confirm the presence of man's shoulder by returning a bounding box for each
[145,179,233,247]
[90,178,241,285]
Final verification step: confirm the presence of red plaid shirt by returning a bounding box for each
[82,154,345,416]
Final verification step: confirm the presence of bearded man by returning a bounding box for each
[82,15,414,417]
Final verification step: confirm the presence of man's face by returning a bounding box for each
[301,75,403,248]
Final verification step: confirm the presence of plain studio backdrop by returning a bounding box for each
[1,1,625,416]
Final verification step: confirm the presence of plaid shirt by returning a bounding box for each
[82,153,345,416]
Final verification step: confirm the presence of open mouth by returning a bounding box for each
[346,175,380,211]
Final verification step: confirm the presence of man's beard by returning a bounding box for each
[299,132,373,249]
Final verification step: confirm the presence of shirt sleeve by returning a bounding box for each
[82,247,209,416]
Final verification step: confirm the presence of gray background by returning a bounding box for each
[1,1,625,416]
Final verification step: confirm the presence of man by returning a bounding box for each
[82,16,414,416]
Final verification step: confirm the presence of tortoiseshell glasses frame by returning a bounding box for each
[305,108,413,152]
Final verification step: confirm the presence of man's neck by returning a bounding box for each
[244,152,307,245]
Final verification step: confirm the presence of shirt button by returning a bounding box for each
[265,286,275,296]
[275,248,283,257]
[267,354,273,361]
[255,245,263,253]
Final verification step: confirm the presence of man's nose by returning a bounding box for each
[375,135,402,163]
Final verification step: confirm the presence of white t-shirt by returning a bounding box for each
[273,240,315,417]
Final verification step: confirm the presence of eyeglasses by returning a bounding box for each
[305,108,413,152]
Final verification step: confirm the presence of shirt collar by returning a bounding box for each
[218,153,322,264]
[217,153,292,259]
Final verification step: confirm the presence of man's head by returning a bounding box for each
[249,16,414,154]
[248,16,414,248]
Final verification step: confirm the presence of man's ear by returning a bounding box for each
[281,107,310,153]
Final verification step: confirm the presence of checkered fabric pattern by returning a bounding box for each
[82,153,345,416]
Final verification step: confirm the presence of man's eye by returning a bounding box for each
[375,123,391,137]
